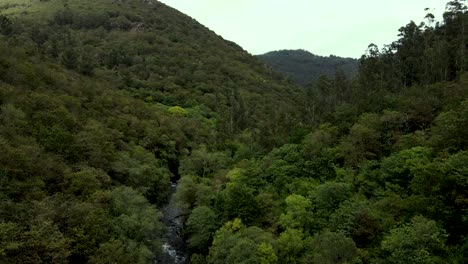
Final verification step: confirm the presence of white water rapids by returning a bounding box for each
[155,183,188,264]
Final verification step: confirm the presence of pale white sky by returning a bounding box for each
[159,0,446,58]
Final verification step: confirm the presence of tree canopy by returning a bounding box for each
[0,0,468,263]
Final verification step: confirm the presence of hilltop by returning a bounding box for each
[1,0,305,145]
[257,49,358,86]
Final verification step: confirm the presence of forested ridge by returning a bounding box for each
[257,49,358,87]
[0,0,468,263]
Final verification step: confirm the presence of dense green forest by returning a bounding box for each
[0,0,468,263]
[257,49,358,86]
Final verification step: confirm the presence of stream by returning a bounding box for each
[155,182,189,264]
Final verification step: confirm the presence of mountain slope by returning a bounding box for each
[3,0,468,263]
[257,49,358,86]
[0,0,308,263]
[2,0,305,146]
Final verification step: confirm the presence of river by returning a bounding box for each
[155,182,189,264]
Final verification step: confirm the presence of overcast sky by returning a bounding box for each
[159,0,446,58]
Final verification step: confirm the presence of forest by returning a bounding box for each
[257,49,358,87]
[0,0,467,263]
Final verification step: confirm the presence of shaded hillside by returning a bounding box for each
[1,0,305,147]
[257,49,358,86]
[0,0,308,263]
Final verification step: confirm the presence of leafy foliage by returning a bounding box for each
[1,0,468,263]
[257,49,358,86]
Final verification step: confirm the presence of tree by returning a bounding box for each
[220,182,259,225]
[65,166,111,197]
[443,0,468,79]
[110,144,171,204]
[303,231,357,264]
[0,222,23,262]
[359,43,384,94]
[438,151,468,243]
[108,186,165,261]
[311,182,352,229]
[379,147,433,191]
[279,194,312,230]
[17,220,71,263]
[186,206,218,252]
[225,238,259,264]
[61,48,78,69]
[334,68,350,104]
[277,229,305,263]
[381,216,447,264]
[179,145,230,178]
[431,101,468,152]
[340,113,382,167]
[257,243,278,264]
[395,21,425,86]
[452,237,468,263]
[168,105,189,116]
[0,15,13,35]
[0,104,27,140]
[207,219,261,264]
[315,75,335,115]
[89,239,152,264]
[329,199,383,247]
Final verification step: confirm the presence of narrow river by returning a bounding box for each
[155,182,188,264]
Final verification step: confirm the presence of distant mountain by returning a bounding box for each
[257,49,358,86]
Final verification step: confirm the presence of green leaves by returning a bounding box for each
[304,231,357,264]
[0,0,468,263]
[0,222,23,259]
[277,229,304,263]
[0,104,27,139]
[381,216,447,264]
[431,100,468,152]
[220,182,259,225]
[20,220,72,264]
[180,145,230,178]
[208,220,277,264]
[279,194,312,230]
[380,147,433,189]
[186,206,218,252]
[111,144,171,203]
[65,167,110,197]
[257,243,278,264]
[340,113,383,167]
[106,187,165,261]
[168,105,189,116]
[0,15,13,35]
